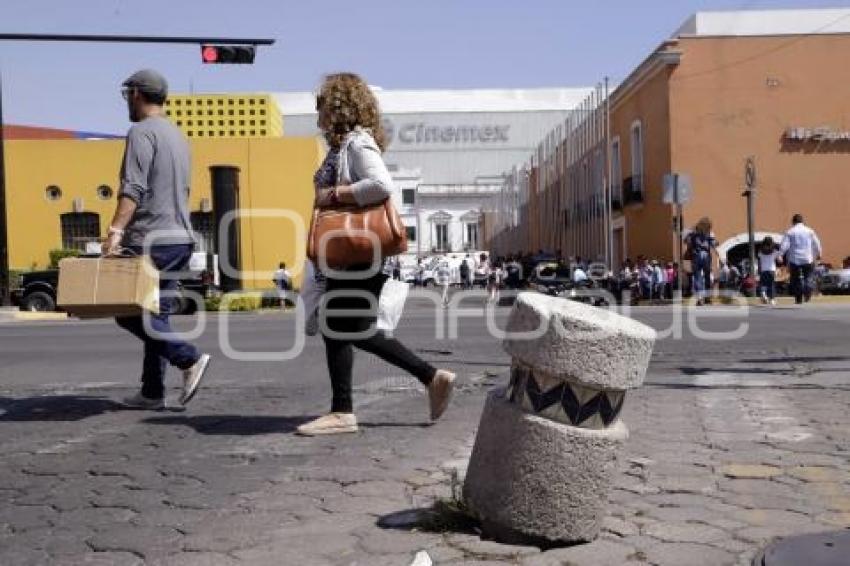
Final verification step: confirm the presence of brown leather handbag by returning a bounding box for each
[307,199,408,269]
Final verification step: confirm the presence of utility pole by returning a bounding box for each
[0,33,274,305]
[663,172,691,301]
[742,157,757,277]
[674,174,685,298]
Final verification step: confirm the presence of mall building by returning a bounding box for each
[487,8,850,268]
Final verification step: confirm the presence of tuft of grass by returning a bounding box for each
[415,499,479,534]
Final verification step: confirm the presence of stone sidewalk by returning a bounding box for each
[1,369,849,565]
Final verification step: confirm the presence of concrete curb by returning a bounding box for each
[636,294,850,306]
[0,310,69,323]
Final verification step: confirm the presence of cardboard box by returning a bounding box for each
[57,257,160,318]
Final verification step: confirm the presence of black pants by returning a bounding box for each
[789,263,814,304]
[322,267,435,413]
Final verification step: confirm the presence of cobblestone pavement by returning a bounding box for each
[1,306,849,565]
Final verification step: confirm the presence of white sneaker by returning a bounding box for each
[121,392,166,410]
[770,299,777,306]
[760,292,769,304]
[429,370,457,421]
[180,354,211,405]
[296,413,359,436]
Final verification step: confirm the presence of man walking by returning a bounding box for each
[780,213,822,304]
[459,255,472,290]
[103,69,211,409]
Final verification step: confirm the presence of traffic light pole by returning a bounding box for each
[0,33,274,305]
[0,70,9,306]
[0,34,274,45]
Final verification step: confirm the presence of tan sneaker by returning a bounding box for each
[296,413,359,436]
[429,370,456,421]
[181,354,211,405]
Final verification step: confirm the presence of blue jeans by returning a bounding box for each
[692,253,711,298]
[759,271,776,300]
[116,244,200,399]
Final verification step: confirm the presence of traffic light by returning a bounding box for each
[201,44,256,64]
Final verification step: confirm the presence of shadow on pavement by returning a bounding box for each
[378,503,480,536]
[646,383,835,391]
[379,505,583,550]
[142,414,313,435]
[0,395,125,422]
[680,366,791,376]
[739,355,850,364]
[358,421,433,429]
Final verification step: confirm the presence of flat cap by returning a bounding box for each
[122,69,168,98]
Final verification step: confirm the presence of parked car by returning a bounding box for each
[820,268,850,295]
[11,269,60,312]
[11,252,218,314]
[402,256,442,286]
[527,261,610,306]
[527,261,571,295]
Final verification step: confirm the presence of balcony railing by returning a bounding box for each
[623,175,644,205]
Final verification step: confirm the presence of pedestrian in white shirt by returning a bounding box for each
[651,260,666,300]
[779,214,822,304]
[272,262,292,292]
[436,261,452,307]
[272,261,293,309]
[758,237,782,305]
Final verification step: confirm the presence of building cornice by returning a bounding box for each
[610,41,682,113]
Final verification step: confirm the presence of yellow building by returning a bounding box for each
[163,93,283,139]
[5,136,323,289]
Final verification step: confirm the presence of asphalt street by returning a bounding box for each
[1,301,849,565]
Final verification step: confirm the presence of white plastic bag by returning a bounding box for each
[377,278,409,331]
[300,260,326,336]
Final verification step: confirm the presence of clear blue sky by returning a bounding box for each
[1,0,846,134]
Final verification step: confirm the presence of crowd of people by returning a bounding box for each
[385,213,832,307]
[606,214,828,305]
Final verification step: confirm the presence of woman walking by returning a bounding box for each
[297,73,456,436]
[687,217,716,306]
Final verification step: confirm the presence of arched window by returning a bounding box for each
[60,212,100,251]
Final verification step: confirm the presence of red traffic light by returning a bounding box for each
[202,45,219,63]
[200,44,256,64]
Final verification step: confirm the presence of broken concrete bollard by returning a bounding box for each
[463,292,656,545]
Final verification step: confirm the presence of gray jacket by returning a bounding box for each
[337,128,394,206]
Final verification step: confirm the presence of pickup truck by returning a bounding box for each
[11,252,218,314]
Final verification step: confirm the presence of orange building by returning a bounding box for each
[610,9,850,268]
[488,9,850,269]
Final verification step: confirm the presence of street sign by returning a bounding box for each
[662,173,692,205]
[745,157,756,189]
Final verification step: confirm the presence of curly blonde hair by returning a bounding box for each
[695,217,713,235]
[316,72,387,151]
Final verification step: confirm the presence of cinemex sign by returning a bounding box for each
[383,120,510,146]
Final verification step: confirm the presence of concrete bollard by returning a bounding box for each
[463,292,656,545]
